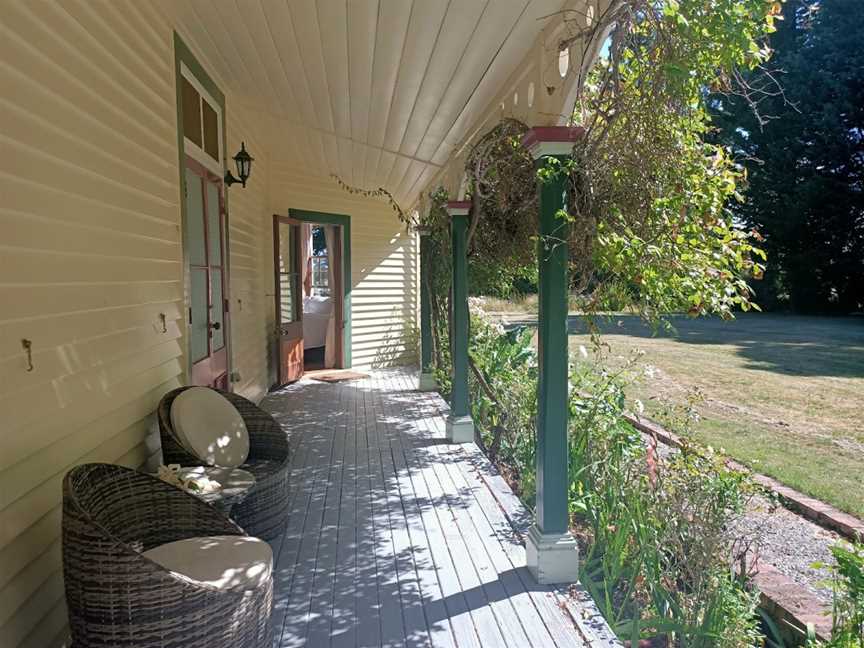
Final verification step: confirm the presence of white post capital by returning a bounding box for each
[445,200,471,217]
[521,126,584,160]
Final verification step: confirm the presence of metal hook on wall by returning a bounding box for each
[22,339,33,372]
[158,313,168,333]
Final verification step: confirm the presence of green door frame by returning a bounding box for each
[287,209,352,368]
[174,32,231,387]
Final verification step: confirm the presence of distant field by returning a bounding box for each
[494,308,864,518]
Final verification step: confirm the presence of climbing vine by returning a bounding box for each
[329,173,408,224]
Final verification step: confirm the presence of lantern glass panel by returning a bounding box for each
[238,156,251,179]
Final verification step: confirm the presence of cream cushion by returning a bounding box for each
[170,387,249,467]
[142,535,272,592]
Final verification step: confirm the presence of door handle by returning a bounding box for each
[209,322,221,331]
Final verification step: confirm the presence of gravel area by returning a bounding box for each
[737,492,838,603]
[647,434,840,604]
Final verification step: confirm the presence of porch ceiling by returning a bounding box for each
[161,0,572,206]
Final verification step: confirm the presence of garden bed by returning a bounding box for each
[640,426,838,643]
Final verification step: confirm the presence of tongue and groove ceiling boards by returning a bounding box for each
[160,0,574,207]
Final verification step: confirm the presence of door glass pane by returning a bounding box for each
[184,169,206,266]
[279,273,297,324]
[277,221,293,273]
[205,181,222,266]
[190,267,209,362]
[277,221,298,324]
[211,269,225,351]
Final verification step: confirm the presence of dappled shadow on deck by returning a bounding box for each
[259,369,607,648]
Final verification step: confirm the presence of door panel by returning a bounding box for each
[280,337,303,385]
[189,267,209,362]
[206,182,222,265]
[274,216,303,385]
[211,269,225,352]
[186,158,229,388]
[185,168,206,265]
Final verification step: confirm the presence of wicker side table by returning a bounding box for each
[156,466,256,515]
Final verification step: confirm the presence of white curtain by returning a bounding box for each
[324,225,338,368]
[300,223,313,297]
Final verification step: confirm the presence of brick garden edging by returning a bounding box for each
[624,413,864,542]
[754,560,833,643]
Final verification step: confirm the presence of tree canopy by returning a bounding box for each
[562,0,779,320]
[713,0,864,313]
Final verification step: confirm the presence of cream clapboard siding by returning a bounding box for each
[268,163,419,370]
[225,113,271,403]
[0,3,273,646]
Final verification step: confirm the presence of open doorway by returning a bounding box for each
[301,224,340,371]
[272,212,350,388]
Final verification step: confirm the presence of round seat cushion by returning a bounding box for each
[170,387,249,467]
[142,535,272,592]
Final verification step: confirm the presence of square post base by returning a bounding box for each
[445,415,474,443]
[526,524,579,584]
[418,372,437,392]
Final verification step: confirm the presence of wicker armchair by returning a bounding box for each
[62,463,272,648]
[157,387,290,541]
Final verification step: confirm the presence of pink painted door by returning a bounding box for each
[185,159,229,389]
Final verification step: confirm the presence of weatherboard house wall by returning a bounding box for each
[0,4,416,647]
[0,0,606,643]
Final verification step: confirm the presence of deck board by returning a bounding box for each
[262,369,607,648]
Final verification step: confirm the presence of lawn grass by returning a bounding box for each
[494,306,864,518]
[566,314,864,518]
[479,294,540,313]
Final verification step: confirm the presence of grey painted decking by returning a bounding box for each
[262,369,616,648]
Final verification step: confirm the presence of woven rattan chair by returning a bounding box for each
[62,463,272,648]
[157,387,290,541]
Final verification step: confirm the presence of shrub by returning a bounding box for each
[467,303,537,499]
[810,543,864,647]
[465,304,762,645]
[569,352,759,645]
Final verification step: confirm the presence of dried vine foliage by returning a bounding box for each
[333,0,778,322]
[555,0,778,318]
[463,119,537,271]
[330,174,408,223]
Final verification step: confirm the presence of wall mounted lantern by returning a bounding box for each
[224,141,254,188]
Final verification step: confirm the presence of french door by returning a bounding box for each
[273,215,304,385]
[185,158,229,389]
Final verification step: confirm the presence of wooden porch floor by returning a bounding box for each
[262,369,616,648]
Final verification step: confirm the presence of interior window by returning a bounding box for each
[311,226,330,297]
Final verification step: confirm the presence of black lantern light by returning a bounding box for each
[225,141,254,188]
